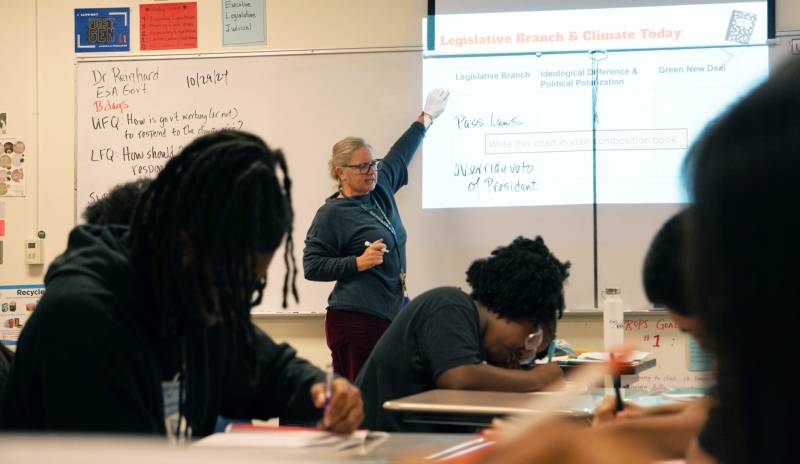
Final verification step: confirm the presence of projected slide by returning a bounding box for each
[421,2,769,209]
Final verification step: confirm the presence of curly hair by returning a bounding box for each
[82,178,152,225]
[466,236,570,331]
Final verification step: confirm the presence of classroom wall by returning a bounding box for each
[2,0,799,370]
[1,0,425,362]
[0,2,38,281]
[18,0,426,281]
[778,0,800,30]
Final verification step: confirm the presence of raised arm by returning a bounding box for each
[380,88,449,192]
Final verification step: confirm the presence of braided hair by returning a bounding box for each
[128,130,298,357]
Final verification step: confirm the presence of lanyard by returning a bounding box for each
[339,188,398,248]
[340,189,409,301]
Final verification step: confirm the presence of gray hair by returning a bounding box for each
[328,137,374,183]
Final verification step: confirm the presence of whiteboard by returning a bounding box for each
[75,50,426,314]
[74,49,696,315]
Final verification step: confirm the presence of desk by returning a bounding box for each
[384,383,671,430]
[561,355,657,389]
[196,432,476,462]
[383,389,599,429]
[557,356,657,376]
[1,433,477,464]
[216,432,477,462]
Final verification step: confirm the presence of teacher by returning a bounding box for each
[304,89,449,381]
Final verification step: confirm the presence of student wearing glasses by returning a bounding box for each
[303,89,449,382]
[355,236,568,432]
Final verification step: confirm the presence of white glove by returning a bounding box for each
[423,88,450,120]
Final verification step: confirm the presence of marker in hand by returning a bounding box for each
[365,241,390,253]
[356,239,387,272]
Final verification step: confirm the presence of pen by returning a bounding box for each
[364,241,390,253]
[322,364,333,428]
[546,339,556,363]
[609,353,624,413]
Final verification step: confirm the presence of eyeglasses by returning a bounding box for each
[524,327,544,352]
[343,158,382,174]
[517,327,545,365]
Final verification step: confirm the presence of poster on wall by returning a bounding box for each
[0,139,27,197]
[0,284,44,346]
[74,8,131,53]
[0,203,4,265]
[624,316,712,390]
[222,0,266,45]
[140,2,198,51]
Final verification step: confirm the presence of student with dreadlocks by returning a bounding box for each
[0,130,363,438]
[356,236,568,432]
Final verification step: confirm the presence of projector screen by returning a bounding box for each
[421,1,769,208]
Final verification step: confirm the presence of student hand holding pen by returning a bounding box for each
[592,396,649,425]
[592,396,689,426]
[310,366,364,433]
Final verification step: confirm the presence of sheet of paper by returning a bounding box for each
[577,351,651,362]
[196,430,371,451]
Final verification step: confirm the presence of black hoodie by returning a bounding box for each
[0,225,324,436]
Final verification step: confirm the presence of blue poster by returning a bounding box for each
[0,284,44,346]
[74,8,130,53]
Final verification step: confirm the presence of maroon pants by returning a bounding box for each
[325,309,390,383]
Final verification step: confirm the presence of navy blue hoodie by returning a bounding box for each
[0,224,324,436]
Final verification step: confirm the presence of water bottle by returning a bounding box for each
[602,287,625,353]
